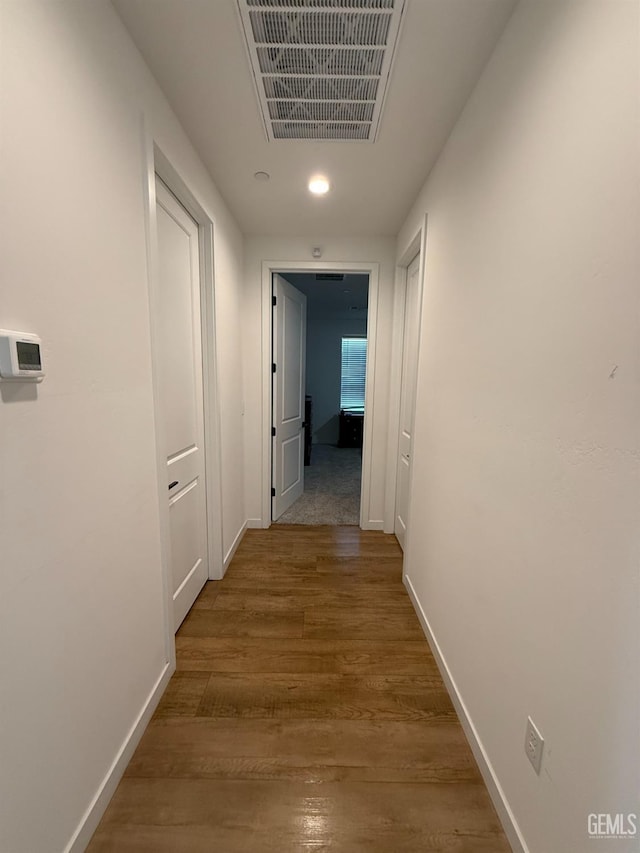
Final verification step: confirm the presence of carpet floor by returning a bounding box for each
[275,445,361,526]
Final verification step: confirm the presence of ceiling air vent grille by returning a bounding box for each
[247,0,395,8]
[237,0,405,142]
[273,122,370,139]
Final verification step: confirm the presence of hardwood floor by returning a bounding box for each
[88,526,510,852]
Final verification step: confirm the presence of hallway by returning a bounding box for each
[3,2,639,849]
[88,526,509,851]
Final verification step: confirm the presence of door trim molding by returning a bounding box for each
[384,215,428,540]
[153,147,224,583]
[260,259,380,529]
[142,131,225,644]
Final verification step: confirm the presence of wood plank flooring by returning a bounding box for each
[88,525,510,852]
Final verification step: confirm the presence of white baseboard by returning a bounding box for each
[404,574,528,853]
[224,520,247,570]
[246,518,263,529]
[65,661,174,853]
[361,519,384,531]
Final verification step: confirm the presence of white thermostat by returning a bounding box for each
[0,330,45,381]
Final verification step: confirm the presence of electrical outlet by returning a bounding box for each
[524,716,544,774]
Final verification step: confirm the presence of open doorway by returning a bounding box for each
[272,271,370,526]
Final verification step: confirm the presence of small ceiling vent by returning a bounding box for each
[237,0,406,142]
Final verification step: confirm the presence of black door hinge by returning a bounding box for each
[272,296,277,306]
[272,363,276,373]
[272,427,276,437]
[271,487,276,497]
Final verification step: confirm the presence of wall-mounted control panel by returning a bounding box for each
[0,330,45,381]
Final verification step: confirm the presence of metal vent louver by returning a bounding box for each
[237,0,405,142]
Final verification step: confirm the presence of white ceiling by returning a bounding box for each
[113,0,516,237]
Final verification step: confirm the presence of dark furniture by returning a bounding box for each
[304,396,312,466]
[338,410,364,449]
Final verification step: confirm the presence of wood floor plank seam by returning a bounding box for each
[88,525,510,852]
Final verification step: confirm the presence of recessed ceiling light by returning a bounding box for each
[308,175,330,195]
[254,171,270,181]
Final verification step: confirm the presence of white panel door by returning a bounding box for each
[272,273,307,520]
[155,179,208,630]
[395,253,421,550]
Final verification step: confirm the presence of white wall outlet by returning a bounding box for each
[525,716,545,774]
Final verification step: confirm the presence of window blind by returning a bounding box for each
[340,336,367,412]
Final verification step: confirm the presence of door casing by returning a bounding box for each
[260,260,380,530]
[143,138,224,660]
[394,251,420,549]
[385,215,428,548]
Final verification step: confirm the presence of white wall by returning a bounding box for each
[0,2,245,851]
[306,314,367,445]
[398,2,639,852]
[243,237,395,527]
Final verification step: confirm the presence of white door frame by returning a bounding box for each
[260,260,380,529]
[142,136,224,660]
[384,214,428,542]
